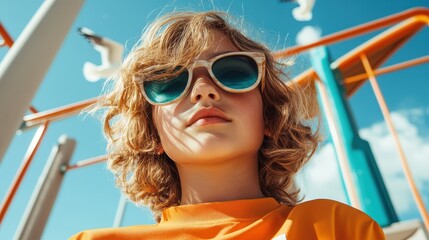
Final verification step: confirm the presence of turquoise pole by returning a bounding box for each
[310,46,398,227]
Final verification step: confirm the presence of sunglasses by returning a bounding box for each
[142,51,266,105]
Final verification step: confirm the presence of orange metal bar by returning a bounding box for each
[22,97,98,130]
[344,55,429,84]
[360,53,429,233]
[273,8,429,59]
[28,106,38,114]
[65,155,107,171]
[0,23,14,47]
[18,9,429,130]
[0,122,48,225]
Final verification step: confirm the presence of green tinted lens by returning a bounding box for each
[143,70,189,104]
[212,55,258,90]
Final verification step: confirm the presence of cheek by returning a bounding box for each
[238,91,264,129]
[152,106,162,132]
[225,91,265,153]
[152,106,172,142]
[232,91,265,153]
[152,105,185,151]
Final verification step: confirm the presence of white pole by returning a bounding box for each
[14,135,76,240]
[113,194,127,227]
[0,0,85,162]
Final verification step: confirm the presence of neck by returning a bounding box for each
[177,154,264,205]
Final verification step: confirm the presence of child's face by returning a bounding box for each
[152,30,265,166]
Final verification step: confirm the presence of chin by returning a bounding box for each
[195,144,259,163]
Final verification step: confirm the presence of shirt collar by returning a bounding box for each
[160,197,282,224]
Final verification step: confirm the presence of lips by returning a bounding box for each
[187,107,232,127]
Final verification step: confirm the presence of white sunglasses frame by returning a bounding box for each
[141,51,266,106]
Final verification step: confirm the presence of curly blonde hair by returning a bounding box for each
[96,11,320,221]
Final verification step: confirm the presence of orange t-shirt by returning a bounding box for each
[69,198,385,240]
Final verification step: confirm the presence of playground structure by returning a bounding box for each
[0,1,428,239]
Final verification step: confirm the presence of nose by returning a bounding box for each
[190,72,221,104]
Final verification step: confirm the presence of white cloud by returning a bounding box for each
[297,107,429,219]
[295,26,321,46]
[297,143,348,202]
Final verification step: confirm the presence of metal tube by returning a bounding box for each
[113,194,127,227]
[273,8,429,58]
[360,53,429,234]
[0,123,48,225]
[65,154,107,171]
[14,135,76,240]
[314,78,361,208]
[21,97,97,131]
[344,55,429,84]
[310,47,398,226]
[0,23,14,47]
[0,0,85,162]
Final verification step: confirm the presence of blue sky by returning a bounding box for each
[1,0,429,239]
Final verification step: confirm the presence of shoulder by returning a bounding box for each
[286,199,385,239]
[292,198,364,216]
[290,198,378,223]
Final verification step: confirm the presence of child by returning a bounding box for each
[70,11,385,240]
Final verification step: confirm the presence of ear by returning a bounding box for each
[156,145,165,155]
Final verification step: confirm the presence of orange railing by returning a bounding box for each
[0,23,14,48]
[0,23,48,225]
[360,53,429,233]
